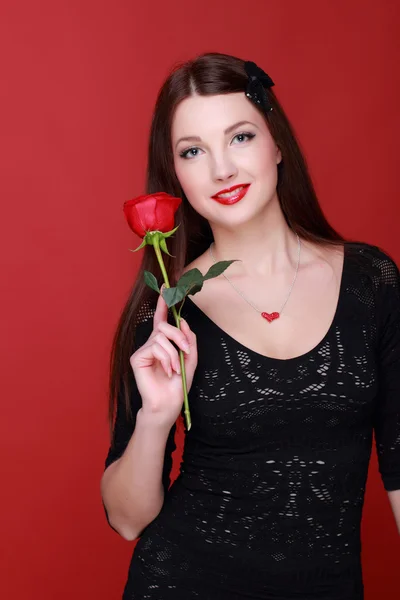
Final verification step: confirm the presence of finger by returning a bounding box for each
[180,318,196,346]
[180,318,197,363]
[153,284,168,330]
[156,320,191,355]
[152,332,182,374]
[152,341,173,379]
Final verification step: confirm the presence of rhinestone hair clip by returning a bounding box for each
[244,60,275,113]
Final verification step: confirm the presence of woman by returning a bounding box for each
[100,52,400,599]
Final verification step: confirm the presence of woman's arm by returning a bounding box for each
[101,407,173,540]
[388,489,400,535]
[373,250,400,535]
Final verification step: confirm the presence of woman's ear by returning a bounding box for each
[276,146,282,164]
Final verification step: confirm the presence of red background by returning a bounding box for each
[1,1,399,598]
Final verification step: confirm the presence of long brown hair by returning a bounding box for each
[107,51,358,441]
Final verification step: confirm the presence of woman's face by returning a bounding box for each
[171,92,282,229]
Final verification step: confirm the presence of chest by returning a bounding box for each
[186,291,379,449]
[187,271,343,361]
[182,248,349,361]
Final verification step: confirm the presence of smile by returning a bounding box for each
[211,184,251,205]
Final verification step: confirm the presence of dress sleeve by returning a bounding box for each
[374,252,400,492]
[102,319,177,530]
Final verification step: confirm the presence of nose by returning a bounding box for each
[211,153,238,182]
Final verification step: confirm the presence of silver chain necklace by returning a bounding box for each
[208,233,301,323]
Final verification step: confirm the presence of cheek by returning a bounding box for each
[174,159,208,199]
[247,137,278,174]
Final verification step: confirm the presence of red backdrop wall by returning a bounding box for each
[1,1,399,598]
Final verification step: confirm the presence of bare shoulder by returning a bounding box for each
[305,240,345,275]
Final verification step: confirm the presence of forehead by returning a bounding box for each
[171,93,265,141]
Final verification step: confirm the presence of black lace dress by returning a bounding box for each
[103,242,400,600]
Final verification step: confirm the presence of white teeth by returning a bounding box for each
[216,186,244,199]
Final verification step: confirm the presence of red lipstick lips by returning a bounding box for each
[211,183,250,205]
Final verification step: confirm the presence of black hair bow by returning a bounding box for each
[244,61,275,113]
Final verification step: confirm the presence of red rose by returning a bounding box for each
[123,192,182,238]
[122,188,234,432]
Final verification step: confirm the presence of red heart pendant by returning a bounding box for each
[261,311,280,323]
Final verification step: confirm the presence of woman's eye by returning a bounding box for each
[232,132,255,144]
[179,132,255,160]
[179,147,201,159]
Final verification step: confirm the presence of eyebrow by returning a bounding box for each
[174,120,258,149]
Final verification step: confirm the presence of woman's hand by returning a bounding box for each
[130,291,198,430]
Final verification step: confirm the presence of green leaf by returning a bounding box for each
[187,280,204,295]
[162,285,187,308]
[203,259,239,280]
[144,271,160,293]
[176,268,203,290]
[176,268,204,296]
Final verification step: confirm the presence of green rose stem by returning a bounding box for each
[131,225,236,432]
[151,236,192,432]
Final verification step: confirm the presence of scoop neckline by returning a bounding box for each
[183,242,348,365]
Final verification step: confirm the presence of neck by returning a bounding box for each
[210,209,300,279]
